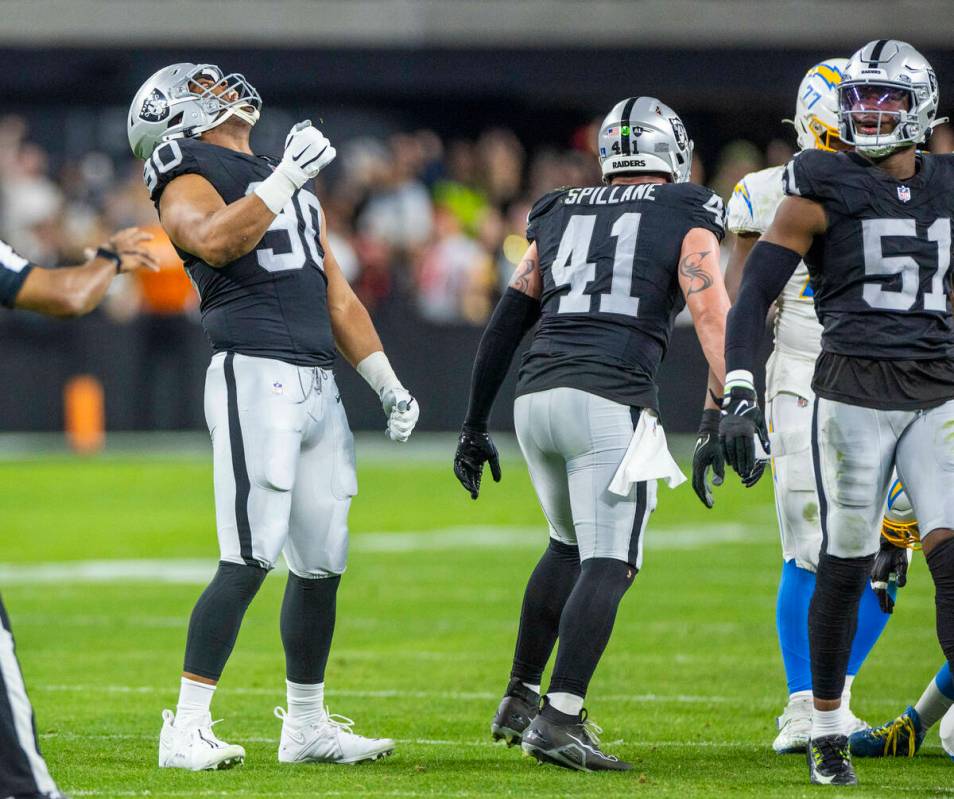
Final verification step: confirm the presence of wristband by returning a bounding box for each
[96,247,123,274]
[253,168,298,215]
[724,370,755,393]
[356,351,403,398]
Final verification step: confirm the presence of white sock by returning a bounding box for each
[914,679,953,730]
[843,674,855,694]
[522,682,541,695]
[789,690,813,704]
[175,677,215,727]
[286,680,325,725]
[812,706,844,739]
[547,692,584,716]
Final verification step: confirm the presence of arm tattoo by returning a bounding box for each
[510,257,537,293]
[679,250,714,296]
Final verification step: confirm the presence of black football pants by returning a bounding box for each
[0,594,63,799]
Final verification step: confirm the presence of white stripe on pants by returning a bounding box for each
[0,600,60,798]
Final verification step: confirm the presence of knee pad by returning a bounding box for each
[215,560,269,597]
[546,537,580,564]
[579,557,637,599]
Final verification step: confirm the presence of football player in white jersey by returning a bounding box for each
[723,59,910,754]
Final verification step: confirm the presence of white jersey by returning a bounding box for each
[727,165,821,400]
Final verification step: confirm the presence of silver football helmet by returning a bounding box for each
[838,40,939,158]
[791,59,849,151]
[598,97,693,183]
[128,63,262,160]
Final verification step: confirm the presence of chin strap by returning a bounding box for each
[190,104,260,138]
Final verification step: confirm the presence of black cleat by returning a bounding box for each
[521,706,631,772]
[807,734,857,786]
[491,678,539,746]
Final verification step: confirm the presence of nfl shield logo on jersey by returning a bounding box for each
[897,185,911,203]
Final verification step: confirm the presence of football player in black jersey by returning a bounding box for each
[0,230,156,799]
[722,40,954,786]
[453,97,730,771]
[127,63,418,770]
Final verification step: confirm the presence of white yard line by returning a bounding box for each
[34,683,744,704]
[0,524,752,585]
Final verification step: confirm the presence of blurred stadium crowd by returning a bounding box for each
[2,110,879,328]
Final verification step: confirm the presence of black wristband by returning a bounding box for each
[698,408,721,435]
[96,246,123,274]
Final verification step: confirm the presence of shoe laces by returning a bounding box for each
[872,714,917,756]
[812,736,849,769]
[275,705,358,736]
[578,708,603,746]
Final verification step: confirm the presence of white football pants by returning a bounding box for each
[513,387,656,569]
[204,352,357,577]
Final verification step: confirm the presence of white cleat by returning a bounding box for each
[773,697,813,754]
[275,706,395,765]
[844,708,870,737]
[158,709,246,771]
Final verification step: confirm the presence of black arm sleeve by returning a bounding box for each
[463,287,542,431]
[725,241,802,374]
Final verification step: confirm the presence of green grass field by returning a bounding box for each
[2,441,952,798]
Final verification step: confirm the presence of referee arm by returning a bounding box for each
[7,228,157,317]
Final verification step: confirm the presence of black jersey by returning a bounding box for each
[515,182,726,410]
[0,240,33,308]
[783,149,954,409]
[146,138,334,367]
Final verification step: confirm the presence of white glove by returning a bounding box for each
[277,120,336,187]
[254,120,336,214]
[382,388,419,443]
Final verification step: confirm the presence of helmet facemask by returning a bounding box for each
[176,64,262,136]
[839,82,918,158]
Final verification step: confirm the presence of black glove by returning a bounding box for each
[720,385,770,483]
[692,409,724,508]
[870,535,908,614]
[454,425,501,500]
[741,460,766,488]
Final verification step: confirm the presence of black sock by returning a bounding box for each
[281,573,341,684]
[547,557,636,698]
[183,561,267,680]
[926,536,954,675]
[511,539,581,686]
[808,551,873,701]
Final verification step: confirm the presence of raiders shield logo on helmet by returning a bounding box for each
[669,117,689,151]
[139,89,170,123]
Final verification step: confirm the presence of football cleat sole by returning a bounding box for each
[204,754,244,771]
[491,723,525,747]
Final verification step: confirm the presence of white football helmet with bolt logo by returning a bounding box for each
[597,96,693,184]
[838,40,941,158]
[128,63,262,160]
[790,59,850,151]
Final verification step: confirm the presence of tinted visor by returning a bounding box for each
[840,84,911,113]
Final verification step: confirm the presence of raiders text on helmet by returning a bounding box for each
[838,40,939,158]
[598,97,693,183]
[128,63,262,160]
